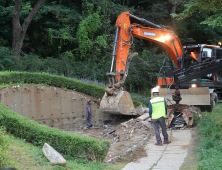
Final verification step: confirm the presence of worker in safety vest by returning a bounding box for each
[149,87,171,146]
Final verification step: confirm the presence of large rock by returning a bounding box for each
[42,143,67,165]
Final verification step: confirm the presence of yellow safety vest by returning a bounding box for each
[150,97,166,119]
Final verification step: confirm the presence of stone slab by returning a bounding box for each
[136,113,150,121]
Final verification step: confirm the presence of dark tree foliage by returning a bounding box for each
[0,0,222,94]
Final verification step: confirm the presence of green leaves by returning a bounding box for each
[201,10,222,27]
[76,2,107,60]
[196,104,222,169]
[172,0,222,27]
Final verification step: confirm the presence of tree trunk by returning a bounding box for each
[12,0,45,62]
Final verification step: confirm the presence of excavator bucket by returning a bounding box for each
[100,90,138,115]
[156,87,210,106]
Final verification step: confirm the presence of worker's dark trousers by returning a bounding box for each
[152,117,168,143]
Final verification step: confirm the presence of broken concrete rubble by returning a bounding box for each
[136,105,144,114]
[143,108,149,113]
[100,118,153,144]
[141,121,153,129]
[136,105,149,115]
[136,113,150,121]
[73,116,155,162]
[98,118,154,161]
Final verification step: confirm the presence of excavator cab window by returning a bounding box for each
[202,47,213,58]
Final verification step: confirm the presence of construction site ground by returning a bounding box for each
[71,117,199,170]
[71,116,155,162]
[122,128,199,170]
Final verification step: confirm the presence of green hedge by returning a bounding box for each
[0,104,110,161]
[132,100,146,107]
[0,71,105,99]
[0,71,146,106]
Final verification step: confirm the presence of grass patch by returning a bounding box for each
[197,104,222,169]
[5,133,125,170]
[0,126,11,168]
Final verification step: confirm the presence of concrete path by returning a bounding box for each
[122,130,191,170]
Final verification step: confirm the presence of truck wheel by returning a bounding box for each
[213,92,218,105]
[206,92,218,112]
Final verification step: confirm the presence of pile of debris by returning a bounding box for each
[100,114,154,144]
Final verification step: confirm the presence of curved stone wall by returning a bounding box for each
[0,85,113,130]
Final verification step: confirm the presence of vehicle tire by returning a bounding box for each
[206,92,218,112]
[213,92,218,105]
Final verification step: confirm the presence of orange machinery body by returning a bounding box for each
[158,78,175,86]
[114,11,183,83]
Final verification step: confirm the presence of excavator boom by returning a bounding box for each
[113,11,182,83]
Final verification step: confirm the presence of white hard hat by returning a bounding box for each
[152,87,159,93]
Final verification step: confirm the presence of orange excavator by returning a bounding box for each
[100,11,222,127]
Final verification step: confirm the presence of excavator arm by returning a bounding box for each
[101,11,184,115]
[111,11,182,84]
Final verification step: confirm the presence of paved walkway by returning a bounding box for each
[122,130,191,170]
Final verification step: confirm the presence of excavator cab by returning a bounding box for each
[157,44,222,112]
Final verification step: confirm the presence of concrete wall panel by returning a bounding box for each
[0,85,113,130]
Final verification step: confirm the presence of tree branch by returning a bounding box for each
[22,0,45,33]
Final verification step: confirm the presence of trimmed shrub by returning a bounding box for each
[0,71,146,106]
[132,100,146,107]
[0,71,105,99]
[0,104,110,161]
